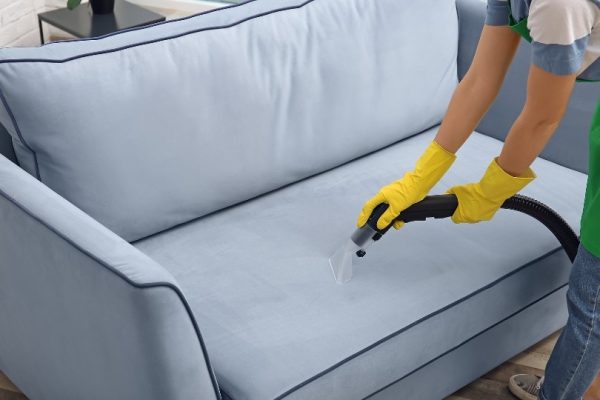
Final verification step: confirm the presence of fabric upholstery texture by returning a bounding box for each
[0,0,458,241]
[0,155,219,400]
[0,1,590,399]
[135,130,587,400]
[369,285,568,400]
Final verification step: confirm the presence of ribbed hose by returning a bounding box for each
[501,194,580,262]
[369,194,580,263]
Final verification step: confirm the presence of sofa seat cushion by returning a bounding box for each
[134,129,587,400]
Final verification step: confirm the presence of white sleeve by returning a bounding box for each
[528,0,595,75]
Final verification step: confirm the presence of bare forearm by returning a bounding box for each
[497,112,560,176]
[435,76,500,153]
[434,26,520,153]
[497,65,576,177]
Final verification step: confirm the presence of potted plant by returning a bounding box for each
[67,0,115,14]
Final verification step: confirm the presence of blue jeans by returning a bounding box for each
[540,245,600,400]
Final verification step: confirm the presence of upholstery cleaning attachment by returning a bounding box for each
[330,194,579,284]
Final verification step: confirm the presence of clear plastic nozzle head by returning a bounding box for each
[329,225,378,284]
[329,239,359,284]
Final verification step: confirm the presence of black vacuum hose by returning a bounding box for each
[500,195,579,262]
[388,194,580,263]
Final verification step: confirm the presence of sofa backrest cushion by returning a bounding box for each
[0,0,458,241]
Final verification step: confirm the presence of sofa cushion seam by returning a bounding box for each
[131,124,443,244]
[0,187,222,400]
[362,282,569,399]
[0,89,39,180]
[272,246,566,399]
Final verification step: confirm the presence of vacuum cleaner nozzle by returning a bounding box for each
[329,195,460,284]
[329,194,580,285]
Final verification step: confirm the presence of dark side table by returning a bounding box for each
[38,0,165,44]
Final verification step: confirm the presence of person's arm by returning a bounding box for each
[446,66,576,224]
[358,25,521,230]
[497,0,594,175]
[446,0,592,225]
[435,25,521,153]
[497,65,577,176]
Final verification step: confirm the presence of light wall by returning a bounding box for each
[0,0,58,47]
[0,0,220,48]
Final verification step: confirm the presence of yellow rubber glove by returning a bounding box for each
[357,141,456,230]
[447,158,536,224]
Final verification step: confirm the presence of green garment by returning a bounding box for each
[507,17,600,257]
[581,101,600,257]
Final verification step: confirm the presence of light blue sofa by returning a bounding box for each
[0,0,596,399]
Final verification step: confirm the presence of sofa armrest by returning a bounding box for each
[0,155,220,400]
[456,0,596,174]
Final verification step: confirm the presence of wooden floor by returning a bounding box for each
[447,332,557,400]
[0,332,558,400]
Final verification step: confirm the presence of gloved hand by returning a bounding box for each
[357,141,456,230]
[447,158,536,224]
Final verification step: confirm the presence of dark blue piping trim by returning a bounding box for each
[0,186,222,400]
[40,0,257,47]
[363,282,569,399]
[0,89,40,179]
[0,0,317,64]
[273,247,567,399]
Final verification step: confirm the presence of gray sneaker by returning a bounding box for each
[508,374,544,400]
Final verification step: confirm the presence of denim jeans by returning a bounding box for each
[540,245,600,400]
